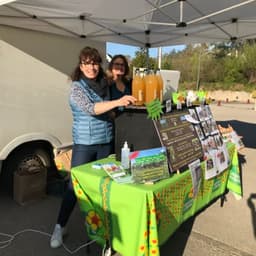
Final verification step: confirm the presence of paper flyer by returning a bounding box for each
[185,114,200,124]
[102,163,134,184]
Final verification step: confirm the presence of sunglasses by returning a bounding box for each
[113,62,125,67]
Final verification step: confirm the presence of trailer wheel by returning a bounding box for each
[1,143,55,195]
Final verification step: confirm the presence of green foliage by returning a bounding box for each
[131,47,157,71]
[127,42,256,90]
[240,43,256,83]
[161,53,172,69]
[223,56,245,83]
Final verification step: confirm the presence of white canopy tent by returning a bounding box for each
[1,0,256,48]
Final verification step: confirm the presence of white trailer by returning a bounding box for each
[0,26,105,193]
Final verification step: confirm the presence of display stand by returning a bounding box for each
[115,106,204,173]
[114,106,161,161]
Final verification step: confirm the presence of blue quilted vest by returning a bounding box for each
[70,79,113,145]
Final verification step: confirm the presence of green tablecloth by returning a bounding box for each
[71,143,239,256]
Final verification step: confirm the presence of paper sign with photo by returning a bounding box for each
[194,124,205,141]
[208,119,219,135]
[195,106,210,121]
[215,147,229,174]
[204,151,218,180]
[201,121,211,137]
[188,159,202,198]
[188,108,199,121]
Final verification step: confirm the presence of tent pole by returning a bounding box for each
[157,47,162,69]
[196,50,201,91]
[146,47,149,69]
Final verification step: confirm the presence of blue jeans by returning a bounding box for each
[57,143,113,227]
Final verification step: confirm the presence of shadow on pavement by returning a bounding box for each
[160,216,195,256]
[238,153,246,197]
[247,193,256,240]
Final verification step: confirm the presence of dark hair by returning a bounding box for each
[107,54,130,78]
[71,46,103,81]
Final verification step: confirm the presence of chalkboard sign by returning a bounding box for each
[153,110,204,173]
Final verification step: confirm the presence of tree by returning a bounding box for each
[131,48,157,73]
[223,56,244,83]
[241,43,256,83]
[161,50,175,70]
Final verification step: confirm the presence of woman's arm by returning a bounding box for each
[71,84,136,115]
[94,95,136,115]
[70,85,96,114]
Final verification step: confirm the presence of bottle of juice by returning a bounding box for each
[156,68,163,102]
[132,68,145,106]
[144,69,158,104]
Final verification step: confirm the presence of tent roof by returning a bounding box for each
[1,0,256,47]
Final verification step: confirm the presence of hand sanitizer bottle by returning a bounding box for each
[121,141,130,170]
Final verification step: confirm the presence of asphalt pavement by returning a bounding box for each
[0,102,256,256]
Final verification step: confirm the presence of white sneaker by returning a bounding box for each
[50,224,67,248]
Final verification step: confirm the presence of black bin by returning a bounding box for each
[114,107,162,161]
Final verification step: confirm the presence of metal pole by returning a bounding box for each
[196,50,201,91]
[157,47,162,69]
[146,47,149,69]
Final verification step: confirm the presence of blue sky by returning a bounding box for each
[106,42,185,58]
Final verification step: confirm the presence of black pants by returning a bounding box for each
[57,143,113,227]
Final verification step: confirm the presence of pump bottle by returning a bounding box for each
[121,141,130,170]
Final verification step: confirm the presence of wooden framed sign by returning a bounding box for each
[153,110,204,173]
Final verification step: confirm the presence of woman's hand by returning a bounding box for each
[116,95,137,107]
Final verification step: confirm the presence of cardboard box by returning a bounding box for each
[13,168,47,205]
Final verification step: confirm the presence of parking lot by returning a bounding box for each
[1,102,256,256]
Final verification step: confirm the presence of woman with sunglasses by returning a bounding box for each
[107,54,132,101]
[50,47,136,253]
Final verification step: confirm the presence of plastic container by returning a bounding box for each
[121,141,130,170]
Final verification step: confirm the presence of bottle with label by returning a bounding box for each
[132,68,145,106]
[144,69,158,104]
[121,141,130,170]
[156,69,163,102]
